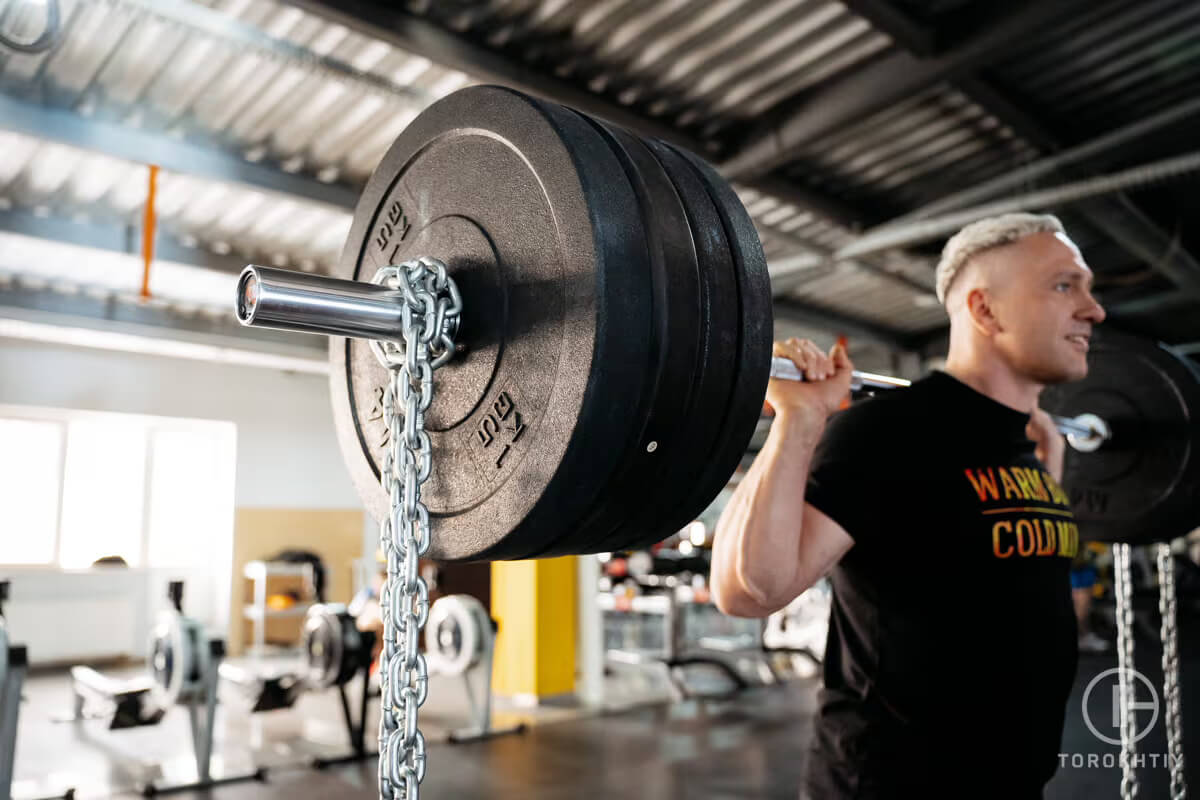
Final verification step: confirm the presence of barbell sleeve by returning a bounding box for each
[235,264,408,341]
[769,356,1111,445]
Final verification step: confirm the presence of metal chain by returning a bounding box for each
[1157,543,1187,800]
[370,257,461,800]
[1113,543,1140,800]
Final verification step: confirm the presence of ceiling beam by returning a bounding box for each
[0,208,249,275]
[1103,289,1189,318]
[840,0,937,57]
[0,93,358,211]
[721,0,1109,181]
[774,298,916,351]
[0,278,323,359]
[762,221,936,298]
[889,93,1200,223]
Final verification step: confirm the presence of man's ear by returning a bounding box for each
[965,287,1002,336]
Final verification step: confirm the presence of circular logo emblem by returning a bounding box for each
[1081,667,1159,746]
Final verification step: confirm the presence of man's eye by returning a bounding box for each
[1055,283,1072,292]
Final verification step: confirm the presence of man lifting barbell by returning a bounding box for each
[711,213,1106,798]
[234,87,1194,799]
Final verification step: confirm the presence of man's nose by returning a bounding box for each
[1081,291,1106,324]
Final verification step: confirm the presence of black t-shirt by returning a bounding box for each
[803,371,1080,799]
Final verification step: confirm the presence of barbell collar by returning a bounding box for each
[768,357,1111,446]
[236,264,409,342]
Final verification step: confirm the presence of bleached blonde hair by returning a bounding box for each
[935,212,1065,304]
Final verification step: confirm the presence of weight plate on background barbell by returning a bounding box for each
[331,85,655,561]
[1042,329,1200,544]
[302,604,364,689]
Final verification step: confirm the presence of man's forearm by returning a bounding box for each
[1046,446,1064,485]
[713,410,825,611]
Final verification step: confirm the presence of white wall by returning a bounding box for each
[0,338,366,664]
[0,339,360,508]
[5,566,221,663]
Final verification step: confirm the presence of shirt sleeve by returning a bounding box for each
[804,403,889,545]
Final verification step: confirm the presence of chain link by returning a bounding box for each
[371,258,461,800]
[1157,543,1188,800]
[1113,543,1140,800]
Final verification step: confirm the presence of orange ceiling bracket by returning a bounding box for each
[140,164,159,300]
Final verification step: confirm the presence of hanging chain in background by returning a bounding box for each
[370,258,461,800]
[1113,542,1140,800]
[1156,543,1187,800]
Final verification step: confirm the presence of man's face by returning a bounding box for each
[988,231,1106,384]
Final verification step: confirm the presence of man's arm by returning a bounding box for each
[710,338,855,618]
[1027,407,1065,483]
[711,412,853,617]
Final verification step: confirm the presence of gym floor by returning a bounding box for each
[12,602,1199,800]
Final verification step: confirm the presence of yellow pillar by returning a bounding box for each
[490,556,576,701]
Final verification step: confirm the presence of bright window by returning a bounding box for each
[58,419,149,568]
[0,408,236,569]
[146,428,236,568]
[0,418,63,564]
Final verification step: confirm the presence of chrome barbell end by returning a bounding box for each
[1064,412,1110,453]
[233,264,409,342]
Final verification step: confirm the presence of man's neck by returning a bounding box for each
[942,354,1043,414]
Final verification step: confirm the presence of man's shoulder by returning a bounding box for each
[819,377,939,451]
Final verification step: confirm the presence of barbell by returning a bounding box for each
[766,357,1109,446]
[235,85,1200,554]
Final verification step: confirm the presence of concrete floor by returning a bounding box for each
[15,683,819,800]
[10,655,624,799]
[9,604,1199,800]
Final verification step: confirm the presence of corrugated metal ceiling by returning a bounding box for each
[0,0,941,342]
[0,0,474,182]
[411,0,893,143]
[987,0,1200,138]
[785,83,1039,217]
[1,0,1197,350]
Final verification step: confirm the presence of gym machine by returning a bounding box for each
[1,582,28,800]
[423,595,523,744]
[215,603,377,768]
[65,581,264,796]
